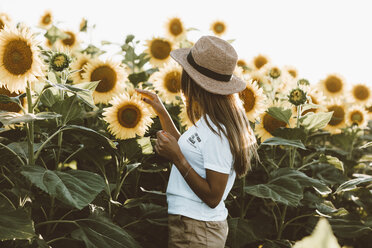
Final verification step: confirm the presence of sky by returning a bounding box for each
[1,0,371,86]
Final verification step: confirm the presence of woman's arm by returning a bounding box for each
[156,131,228,208]
[135,89,180,140]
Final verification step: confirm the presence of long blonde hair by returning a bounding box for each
[181,70,259,177]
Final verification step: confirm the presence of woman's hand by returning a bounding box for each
[154,130,183,163]
[135,89,166,116]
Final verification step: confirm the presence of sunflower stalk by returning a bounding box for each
[26,81,35,165]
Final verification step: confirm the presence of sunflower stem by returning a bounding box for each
[26,81,35,165]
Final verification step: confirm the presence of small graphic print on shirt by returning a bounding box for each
[187,133,201,147]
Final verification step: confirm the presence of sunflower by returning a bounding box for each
[255,105,290,142]
[239,80,266,122]
[151,62,182,104]
[302,87,326,115]
[70,53,92,83]
[366,105,372,122]
[251,54,270,71]
[103,93,153,140]
[0,25,44,93]
[0,85,26,113]
[0,13,11,31]
[38,10,53,29]
[349,83,371,105]
[82,58,127,104]
[346,105,368,128]
[237,59,250,74]
[318,74,345,99]
[282,65,298,79]
[210,20,227,36]
[165,17,186,41]
[145,37,173,67]
[55,30,79,52]
[178,103,193,130]
[324,99,347,134]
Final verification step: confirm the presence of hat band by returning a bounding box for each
[187,52,232,82]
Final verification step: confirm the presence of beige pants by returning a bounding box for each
[168,214,228,248]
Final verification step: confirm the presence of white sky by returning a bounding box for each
[1,0,371,86]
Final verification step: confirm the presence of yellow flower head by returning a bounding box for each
[82,58,127,104]
[38,10,53,29]
[151,61,182,104]
[165,17,186,41]
[346,105,368,128]
[210,20,227,36]
[251,54,270,71]
[70,53,92,84]
[239,80,266,122]
[324,99,347,134]
[178,103,193,130]
[103,93,153,140]
[255,102,290,142]
[55,30,80,52]
[145,37,173,67]
[282,65,298,79]
[349,83,371,106]
[302,86,326,115]
[318,74,345,99]
[0,25,45,92]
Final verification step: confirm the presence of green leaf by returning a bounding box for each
[261,137,306,150]
[227,218,259,247]
[52,95,83,124]
[0,112,61,125]
[244,175,303,206]
[328,218,372,238]
[0,207,35,241]
[21,166,105,210]
[71,216,141,248]
[125,34,135,44]
[325,155,344,172]
[273,127,307,143]
[40,88,59,107]
[266,107,292,125]
[137,137,153,155]
[72,81,99,108]
[334,176,372,194]
[300,112,333,132]
[0,94,21,105]
[271,168,331,195]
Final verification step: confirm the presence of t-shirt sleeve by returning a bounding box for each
[202,131,234,174]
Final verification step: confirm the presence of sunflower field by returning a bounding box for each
[0,11,371,248]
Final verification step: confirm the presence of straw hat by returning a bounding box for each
[170,35,246,95]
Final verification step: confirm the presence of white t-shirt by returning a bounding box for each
[166,115,236,221]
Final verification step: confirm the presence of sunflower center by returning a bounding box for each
[170,19,183,36]
[53,54,66,67]
[0,86,23,112]
[366,105,372,113]
[240,88,256,112]
[42,14,52,25]
[62,31,76,46]
[117,104,141,128]
[150,39,171,60]
[91,66,117,93]
[254,56,268,70]
[353,85,369,101]
[328,105,345,126]
[213,23,225,34]
[237,60,246,67]
[3,39,33,76]
[263,113,287,134]
[288,69,297,78]
[164,71,181,93]
[350,110,363,124]
[325,76,342,93]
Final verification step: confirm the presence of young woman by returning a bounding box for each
[136,35,258,248]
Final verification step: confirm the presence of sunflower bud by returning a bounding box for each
[269,67,281,79]
[50,52,71,72]
[297,78,310,86]
[288,88,307,106]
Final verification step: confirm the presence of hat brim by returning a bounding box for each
[170,48,246,95]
